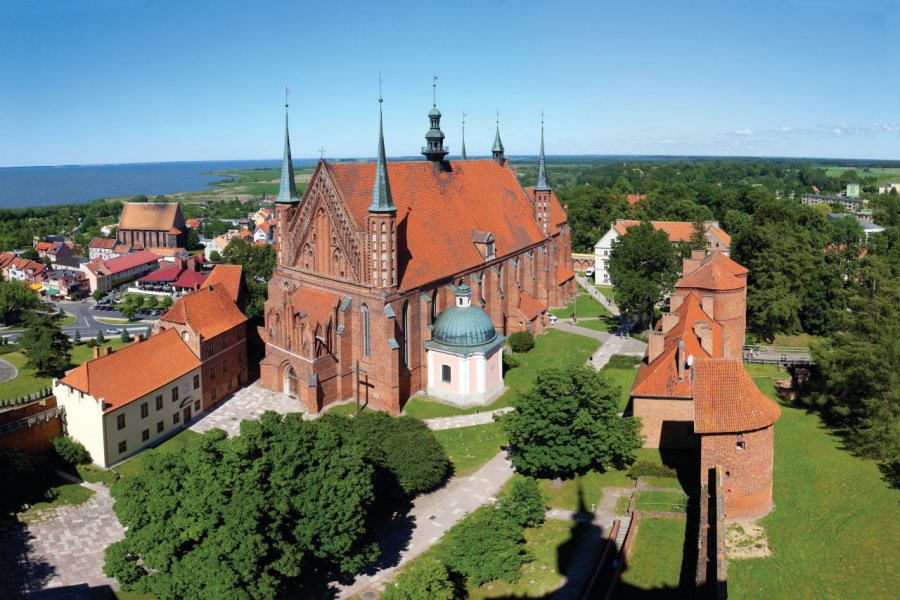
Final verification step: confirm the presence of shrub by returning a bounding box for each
[498,476,546,528]
[627,460,677,479]
[507,330,535,353]
[382,560,458,600]
[605,354,642,369]
[502,351,520,371]
[443,506,530,586]
[52,435,90,465]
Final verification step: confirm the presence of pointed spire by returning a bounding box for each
[461,112,467,160]
[369,86,396,213]
[492,108,505,163]
[535,112,551,191]
[276,87,300,204]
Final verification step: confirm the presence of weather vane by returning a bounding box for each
[378,72,383,104]
[319,146,325,160]
[432,73,438,106]
[496,107,500,125]
[284,86,290,109]
[462,110,466,127]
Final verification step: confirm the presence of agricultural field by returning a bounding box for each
[817,165,900,183]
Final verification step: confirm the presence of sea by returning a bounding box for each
[0,160,318,209]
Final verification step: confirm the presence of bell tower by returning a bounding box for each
[492,109,506,165]
[274,87,301,264]
[366,93,398,289]
[422,74,449,166]
[533,115,552,236]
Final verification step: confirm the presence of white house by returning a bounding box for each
[593,220,730,286]
[54,329,203,467]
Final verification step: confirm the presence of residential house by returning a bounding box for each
[253,221,275,244]
[54,330,203,467]
[88,238,133,261]
[42,269,89,299]
[9,258,48,285]
[82,250,160,293]
[593,220,731,285]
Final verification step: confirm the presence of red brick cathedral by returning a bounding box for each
[259,98,575,414]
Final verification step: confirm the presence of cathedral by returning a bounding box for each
[259,95,575,414]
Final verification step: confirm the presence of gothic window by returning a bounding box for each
[361,304,370,357]
[430,289,438,325]
[402,301,410,368]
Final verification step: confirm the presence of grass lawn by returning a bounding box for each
[56,313,77,328]
[633,491,689,513]
[597,286,616,300]
[433,422,508,477]
[0,351,51,401]
[551,290,612,319]
[770,333,822,348]
[615,494,630,515]
[727,374,900,600]
[403,329,600,420]
[540,469,632,512]
[617,517,685,596]
[323,401,371,417]
[599,355,640,412]
[76,463,119,487]
[19,472,95,522]
[568,317,616,333]
[115,428,202,478]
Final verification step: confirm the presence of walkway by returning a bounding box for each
[576,275,620,316]
[336,451,514,599]
[422,406,513,431]
[189,381,303,437]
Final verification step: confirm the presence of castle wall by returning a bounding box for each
[700,426,775,519]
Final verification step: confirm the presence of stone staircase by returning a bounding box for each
[614,514,631,551]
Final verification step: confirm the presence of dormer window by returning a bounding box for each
[472,231,495,261]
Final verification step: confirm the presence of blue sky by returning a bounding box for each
[1,0,897,166]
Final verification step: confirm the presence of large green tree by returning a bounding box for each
[19,314,72,375]
[223,237,275,319]
[500,366,641,478]
[0,280,40,325]
[382,560,457,600]
[608,221,679,327]
[104,413,379,598]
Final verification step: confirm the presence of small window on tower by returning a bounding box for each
[441,364,452,383]
[737,441,745,451]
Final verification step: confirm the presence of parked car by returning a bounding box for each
[585,268,595,277]
[548,314,558,324]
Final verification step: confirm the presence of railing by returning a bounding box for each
[0,405,65,435]
[742,345,808,354]
[420,146,450,155]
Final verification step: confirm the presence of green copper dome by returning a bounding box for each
[429,105,441,117]
[431,284,499,348]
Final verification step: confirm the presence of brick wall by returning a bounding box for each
[700,426,775,519]
[0,397,64,455]
[633,397,699,448]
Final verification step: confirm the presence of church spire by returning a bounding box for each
[422,74,449,164]
[276,87,301,204]
[535,113,551,191]
[369,87,396,213]
[492,108,506,164]
[460,111,467,160]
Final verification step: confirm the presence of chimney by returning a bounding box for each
[135,333,144,343]
[694,321,715,355]
[701,295,715,319]
[677,340,686,380]
[648,331,665,363]
[93,346,100,359]
[104,346,113,356]
[661,313,680,334]
[670,294,684,312]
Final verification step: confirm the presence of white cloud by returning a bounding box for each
[735,128,754,137]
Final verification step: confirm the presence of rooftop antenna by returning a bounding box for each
[319,146,325,160]
[432,73,438,106]
[379,71,383,104]
[284,86,289,109]
[496,107,500,126]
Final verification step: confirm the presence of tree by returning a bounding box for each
[0,280,40,325]
[142,295,156,310]
[104,413,379,598]
[120,328,131,343]
[497,477,546,528]
[92,288,106,302]
[73,328,81,344]
[96,329,106,343]
[382,560,457,600]
[52,435,90,465]
[121,304,137,321]
[145,325,152,339]
[20,247,39,261]
[160,295,173,311]
[608,221,679,328]
[185,227,202,251]
[442,506,530,586]
[500,366,641,478]
[19,314,72,375]
[223,237,275,319]
[507,330,535,353]
[209,250,222,263]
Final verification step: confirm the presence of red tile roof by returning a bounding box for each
[517,290,547,322]
[99,250,159,276]
[159,286,246,339]
[60,329,201,413]
[0,252,15,269]
[625,194,647,205]
[185,218,202,229]
[35,241,53,252]
[676,252,747,292]
[172,269,206,289]
[706,224,731,247]
[238,228,253,238]
[556,264,575,285]
[201,264,242,302]
[327,160,547,289]
[291,286,340,326]
[138,264,181,282]
[693,358,781,433]
[631,294,722,399]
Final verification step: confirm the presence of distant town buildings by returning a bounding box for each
[846,183,860,198]
[81,249,160,293]
[116,202,187,249]
[878,181,900,194]
[593,220,731,285]
[801,193,864,212]
[88,238,133,261]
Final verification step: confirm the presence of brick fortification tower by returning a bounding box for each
[630,251,780,519]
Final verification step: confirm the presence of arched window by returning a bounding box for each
[402,301,410,367]
[361,304,370,357]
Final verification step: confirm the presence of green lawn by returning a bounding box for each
[115,429,202,478]
[770,333,822,349]
[633,491,689,513]
[323,401,371,417]
[551,290,612,319]
[0,351,51,401]
[728,375,900,600]
[433,422,508,477]
[599,355,640,412]
[597,286,616,301]
[76,463,119,487]
[403,329,600,419]
[18,472,95,522]
[568,317,616,333]
[617,517,685,596]
[56,313,77,328]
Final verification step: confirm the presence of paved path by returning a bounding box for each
[336,451,515,599]
[576,275,620,316]
[0,357,18,384]
[189,381,303,437]
[422,406,513,431]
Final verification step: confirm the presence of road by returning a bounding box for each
[1,299,156,343]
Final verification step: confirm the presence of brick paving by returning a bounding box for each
[189,381,305,437]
